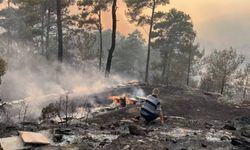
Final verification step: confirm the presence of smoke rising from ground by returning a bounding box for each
[0,44,132,117]
[0,56,125,101]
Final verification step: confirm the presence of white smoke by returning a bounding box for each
[132,87,146,97]
[0,44,131,118]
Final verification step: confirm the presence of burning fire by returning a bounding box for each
[108,95,137,106]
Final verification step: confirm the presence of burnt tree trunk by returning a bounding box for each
[166,54,171,86]
[56,0,63,62]
[161,48,169,83]
[45,1,51,60]
[105,0,117,77]
[243,86,247,99]
[145,0,156,83]
[161,61,166,83]
[7,0,11,56]
[220,76,226,94]
[98,10,103,70]
[187,47,192,86]
[243,76,249,99]
[41,6,46,55]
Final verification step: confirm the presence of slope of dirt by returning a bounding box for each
[93,85,250,123]
[1,84,250,150]
[86,85,250,150]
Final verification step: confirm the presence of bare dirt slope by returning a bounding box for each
[1,85,250,150]
[88,85,250,150]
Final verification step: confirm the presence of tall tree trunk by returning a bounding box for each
[45,1,51,60]
[220,83,224,94]
[161,61,166,83]
[105,0,117,77]
[56,0,63,62]
[98,10,103,70]
[7,0,11,56]
[243,76,249,99]
[161,51,168,83]
[144,0,156,83]
[166,54,171,86]
[220,76,226,94]
[41,10,45,55]
[187,47,192,86]
[161,48,170,83]
[243,86,247,99]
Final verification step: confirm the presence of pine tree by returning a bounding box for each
[76,0,112,70]
[125,0,169,82]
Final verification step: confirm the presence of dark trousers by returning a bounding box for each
[141,112,159,122]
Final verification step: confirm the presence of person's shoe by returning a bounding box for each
[144,120,150,126]
[135,116,141,120]
[150,121,157,124]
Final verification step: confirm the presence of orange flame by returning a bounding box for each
[109,96,122,104]
[108,96,137,105]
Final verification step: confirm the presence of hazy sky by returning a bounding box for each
[99,0,250,60]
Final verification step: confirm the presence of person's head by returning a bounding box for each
[152,88,160,96]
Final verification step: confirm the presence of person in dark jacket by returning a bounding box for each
[140,88,164,124]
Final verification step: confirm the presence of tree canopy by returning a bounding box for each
[201,48,244,94]
[151,9,203,86]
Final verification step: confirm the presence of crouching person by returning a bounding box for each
[140,88,164,124]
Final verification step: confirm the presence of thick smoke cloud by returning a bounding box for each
[0,44,130,117]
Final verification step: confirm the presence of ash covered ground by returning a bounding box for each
[0,83,250,150]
